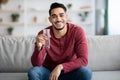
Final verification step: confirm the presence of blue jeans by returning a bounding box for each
[28,66,92,80]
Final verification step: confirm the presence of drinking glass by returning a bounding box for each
[43,29,50,48]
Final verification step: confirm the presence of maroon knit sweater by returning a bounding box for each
[31,23,88,73]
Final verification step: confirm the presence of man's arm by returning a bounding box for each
[49,64,63,80]
[31,33,48,66]
[62,27,88,73]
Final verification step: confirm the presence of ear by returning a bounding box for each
[66,14,68,19]
[66,14,69,22]
[48,17,52,23]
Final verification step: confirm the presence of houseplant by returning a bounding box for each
[67,3,72,9]
[7,26,14,35]
[78,11,89,21]
[11,13,20,22]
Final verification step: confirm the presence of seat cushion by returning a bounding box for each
[0,36,35,72]
[0,73,27,80]
[93,71,120,80]
[0,71,120,80]
[87,35,120,71]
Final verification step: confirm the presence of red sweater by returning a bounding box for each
[31,23,88,73]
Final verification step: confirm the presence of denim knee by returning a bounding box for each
[28,66,42,80]
[78,66,92,80]
[28,67,40,75]
[28,66,50,80]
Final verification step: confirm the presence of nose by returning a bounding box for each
[56,16,61,21]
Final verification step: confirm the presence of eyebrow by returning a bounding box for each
[51,13,65,16]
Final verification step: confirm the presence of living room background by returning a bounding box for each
[0,0,106,36]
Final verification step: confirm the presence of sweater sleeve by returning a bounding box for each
[31,31,46,66]
[31,42,46,66]
[62,27,88,73]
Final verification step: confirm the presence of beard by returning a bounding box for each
[52,21,66,30]
[53,25,65,30]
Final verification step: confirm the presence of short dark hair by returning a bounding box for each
[49,2,67,16]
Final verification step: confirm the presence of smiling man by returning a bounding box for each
[28,2,92,80]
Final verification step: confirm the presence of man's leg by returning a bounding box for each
[28,66,50,80]
[59,66,92,80]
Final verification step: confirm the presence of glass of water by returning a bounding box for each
[43,29,50,48]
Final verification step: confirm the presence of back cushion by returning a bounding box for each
[0,36,35,72]
[1,35,120,72]
[87,35,120,71]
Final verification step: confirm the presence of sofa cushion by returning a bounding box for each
[0,73,27,80]
[93,71,120,80]
[87,35,120,71]
[0,36,35,72]
[0,35,120,72]
[0,71,120,80]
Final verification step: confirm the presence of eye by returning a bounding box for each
[60,13,65,18]
[51,14,57,18]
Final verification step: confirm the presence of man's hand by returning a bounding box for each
[36,34,48,50]
[49,64,63,80]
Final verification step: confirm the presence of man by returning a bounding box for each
[28,2,92,80]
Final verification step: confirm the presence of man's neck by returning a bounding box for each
[53,26,67,39]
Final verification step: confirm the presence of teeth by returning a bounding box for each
[57,22,62,24]
[56,21,62,23]
[56,22,60,24]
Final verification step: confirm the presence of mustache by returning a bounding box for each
[55,21,63,23]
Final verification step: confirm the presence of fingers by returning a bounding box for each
[49,74,58,80]
[49,66,62,80]
[36,34,48,49]
[37,34,48,43]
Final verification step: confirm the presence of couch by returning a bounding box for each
[0,35,120,80]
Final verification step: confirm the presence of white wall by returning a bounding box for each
[0,0,95,36]
[108,0,120,35]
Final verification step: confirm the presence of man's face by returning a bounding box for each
[49,8,68,30]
